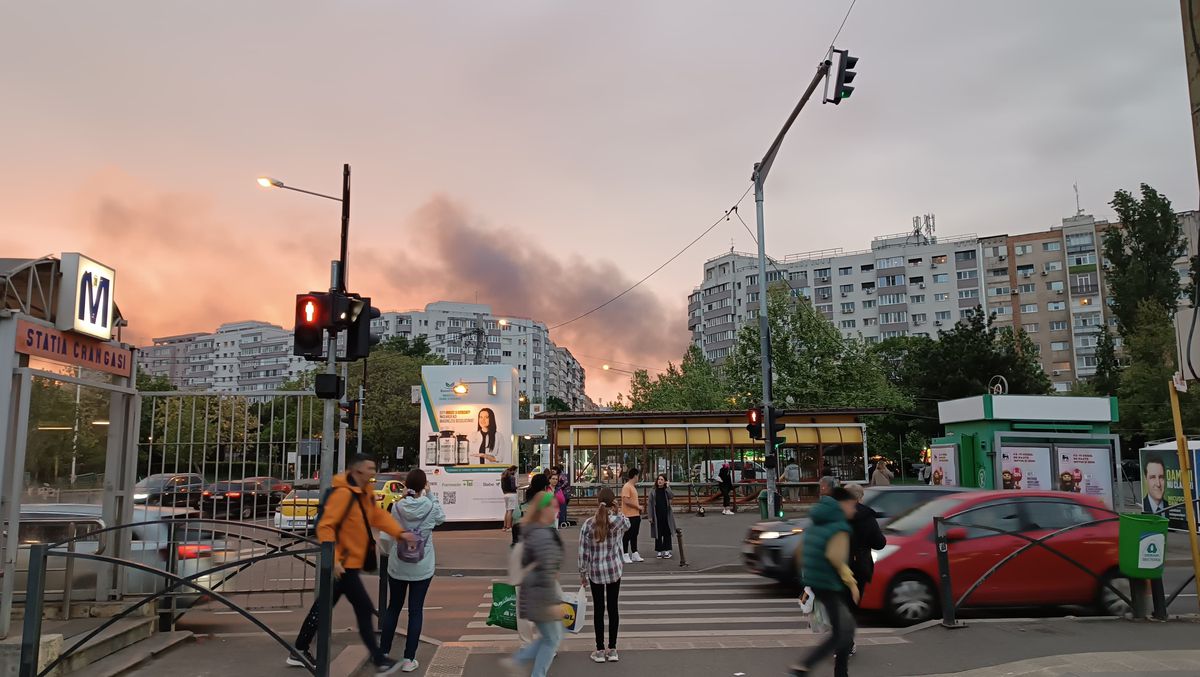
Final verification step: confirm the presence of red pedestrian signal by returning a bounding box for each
[746,407,764,440]
[294,292,330,360]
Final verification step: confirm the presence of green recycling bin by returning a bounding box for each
[1118,513,1169,579]
[758,490,770,519]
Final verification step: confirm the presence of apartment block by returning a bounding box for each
[374,301,591,409]
[141,321,310,393]
[691,230,985,361]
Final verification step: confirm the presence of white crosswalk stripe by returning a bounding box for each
[463,573,817,641]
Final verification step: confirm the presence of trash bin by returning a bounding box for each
[1118,513,1169,579]
[758,490,770,519]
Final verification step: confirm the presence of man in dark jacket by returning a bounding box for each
[843,483,886,594]
[718,463,734,515]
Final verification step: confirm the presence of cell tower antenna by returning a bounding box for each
[1073,182,1083,216]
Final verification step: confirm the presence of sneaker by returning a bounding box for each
[664,551,673,559]
[401,659,419,673]
[499,657,525,677]
[631,552,644,563]
[606,649,620,662]
[622,552,632,564]
[590,650,607,663]
[376,657,402,675]
[655,551,663,558]
[285,649,315,667]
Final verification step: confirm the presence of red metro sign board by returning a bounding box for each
[16,319,133,377]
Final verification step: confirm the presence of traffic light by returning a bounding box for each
[765,405,786,447]
[828,48,858,105]
[340,399,359,432]
[294,293,330,360]
[746,407,763,440]
[343,296,382,362]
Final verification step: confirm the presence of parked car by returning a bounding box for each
[132,473,206,508]
[863,490,1125,625]
[373,478,406,512]
[242,476,293,502]
[274,484,322,532]
[201,480,280,519]
[10,503,237,604]
[744,485,968,583]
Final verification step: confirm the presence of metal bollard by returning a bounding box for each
[19,544,48,677]
[675,528,689,568]
[315,541,334,677]
[933,517,963,628]
[63,523,77,621]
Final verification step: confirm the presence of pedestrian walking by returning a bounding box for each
[501,466,519,533]
[378,469,446,673]
[513,473,550,546]
[555,465,573,526]
[501,491,566,677]
[842,482,884,656]
[620,468,643,563]
[718,462,734,515]
[791,487,859,677]
[870,460,893,487]
[578,488,629,663]
[288,454,415,674]
[648,474,676,559]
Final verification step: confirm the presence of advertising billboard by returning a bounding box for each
[999,446,1053,491]
[419,365,517,521]
[1055,447,1114,508]
[929,444,959,487]
[1139,447,1188,529]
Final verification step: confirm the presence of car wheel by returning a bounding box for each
[241,505,254,520]
[885,573,938,626]
[1096,569,1132,617]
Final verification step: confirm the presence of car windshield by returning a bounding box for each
[885,495,969,536]
[864,489,953,518]
[287,490,321,500]
[211,481,247,491]
[135,476,170,490]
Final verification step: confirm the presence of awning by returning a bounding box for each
[559,425,864,447]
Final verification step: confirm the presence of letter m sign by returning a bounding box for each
[79,271,111,328]
[56,253,117,340]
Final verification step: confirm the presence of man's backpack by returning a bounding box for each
[313,486,338,529]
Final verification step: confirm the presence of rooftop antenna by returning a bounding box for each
[1073,182,1083,216]
[730,238,736,253]
[924,214,936,242]
[911,216,922,243]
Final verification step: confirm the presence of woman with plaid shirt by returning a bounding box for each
[578,487,630,663]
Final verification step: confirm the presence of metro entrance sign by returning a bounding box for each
[15,318,132,377]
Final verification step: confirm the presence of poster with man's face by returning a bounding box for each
[1139,449,1184,528]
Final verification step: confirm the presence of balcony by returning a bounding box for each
[1070,285,1099,296]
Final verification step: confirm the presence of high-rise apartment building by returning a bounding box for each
[374,301,591,409]
[141,321,310,393]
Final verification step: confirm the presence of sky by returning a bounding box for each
[1,1,1195,403]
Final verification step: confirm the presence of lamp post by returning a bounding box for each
[258,165,352,493]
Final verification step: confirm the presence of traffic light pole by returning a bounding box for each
[320,261,340,495]
[752,60,831,518]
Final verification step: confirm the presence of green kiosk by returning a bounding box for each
[932,394,1121,508]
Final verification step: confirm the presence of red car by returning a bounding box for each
[861,490,1127,625]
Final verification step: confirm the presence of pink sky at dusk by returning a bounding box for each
[1,2,1193,402]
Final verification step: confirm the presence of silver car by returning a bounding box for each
[8,503,239,605]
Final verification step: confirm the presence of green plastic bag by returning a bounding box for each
[486,582,518,630]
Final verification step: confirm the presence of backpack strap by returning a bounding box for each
[352,490,377,551]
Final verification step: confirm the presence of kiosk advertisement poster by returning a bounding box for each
[1055,447,1114,508]
[929,444,959,486]
[999,446,1053,491]
[1139,448,1188,530]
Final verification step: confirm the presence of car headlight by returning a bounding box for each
[758,528,803,540]
[871,545,899,563]
[133,493,149,500]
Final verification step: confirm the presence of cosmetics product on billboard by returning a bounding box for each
[425,435,439,466]
[438,430,457,465]
[456,434,470,465]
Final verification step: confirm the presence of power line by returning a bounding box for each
[732,206,801,298]
[827,0,859,54]
[547,183,755,331]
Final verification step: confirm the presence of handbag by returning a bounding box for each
[353,493,378,574]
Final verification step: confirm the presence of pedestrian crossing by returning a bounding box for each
[459,573,814,642]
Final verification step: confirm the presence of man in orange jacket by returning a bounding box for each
[289,454,415,674]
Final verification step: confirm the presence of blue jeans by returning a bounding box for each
[557,496,569,524]
[380,576,432,660]
[512,619,563,677]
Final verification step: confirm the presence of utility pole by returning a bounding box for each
[752,59,832,517]
[473,316,486,365]
[320,164,352,494]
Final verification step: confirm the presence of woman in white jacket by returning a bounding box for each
[379,469,446,673]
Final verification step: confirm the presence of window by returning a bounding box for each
[1014,244,1034,256]
[1051,341,1069,351]
[1046,281,1064,292]
[1047,301,1066,311]
[908,258,924,267]
[1076,335,1098,349]
[1023,500,1090,530]
[816,304,833,313]
[960,309,975,319]
[1070,252,1096,267]
[1050,320,1068,331]
[860,263,874,272]
[862,299,876,309]
[840,320,856,329]
[841,302,855,314]
[1065,232,1094,249]
[1042,241,1062,252]
[954,250,977,262]
[958,289,979,299]
[838,266,853,276]
[766,270,783,282]
[1078,355,1099,368]
[881,330,908,339]
[875,256,904,269]
[879,293,906,305]
[933,273,949,283]
[989,286,1011,297]
[816,286,833,300]
[1018,283,1036,293]
[910,294,925,304]
[935,311,951,321]
[878,274,906,287]
[990,267,1009,278]
[1045,261,1063,272]
[955,501,1022,539]
[993,306,1010,316]
[956,269,978,280]
[912,313,928,323]
[880,311,908,324]
[909,275,924,284]
[1053,382,1072,392]
[814,267,832,280]
[934,292,949,301]
[863,318,878,326]
[1022,323,1039,333]
[839,284,854,294]
[931,254,948,265]
[984,246,1004,258]
[861,282,875,292]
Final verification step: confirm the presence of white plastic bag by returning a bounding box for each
[798,586,816,614]
[809,599,831,634]
[561,585,588,634]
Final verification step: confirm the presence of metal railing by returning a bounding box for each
[933,498,1147,628]
[19,518,334,677]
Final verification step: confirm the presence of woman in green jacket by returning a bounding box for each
[792,487,859,677]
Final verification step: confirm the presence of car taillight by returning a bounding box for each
[202,491,212,497]
[226,491,241,498]
[176,544,213,560]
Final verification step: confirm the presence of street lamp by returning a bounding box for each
[602,364,634,375]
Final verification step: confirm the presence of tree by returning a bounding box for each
[1088,327,1121,396]
[1103,184,1184,334]
[1115,302,1188,447]
[344,349,444,468]
[624,345,733,411]
[545,396,571,413]
[378,335,434,359]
